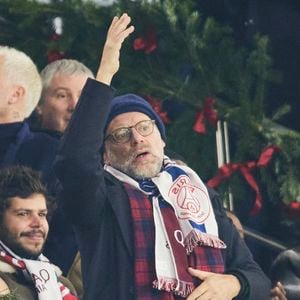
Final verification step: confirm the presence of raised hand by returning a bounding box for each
[96,13,134,85]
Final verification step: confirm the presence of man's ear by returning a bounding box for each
[103,149,109,165]
[8,85,25,105]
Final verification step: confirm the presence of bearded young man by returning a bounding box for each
[55,13,271,300]
[0,165,77,300]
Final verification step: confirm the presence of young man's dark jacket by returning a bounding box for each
[0,121,58,189]
[55,78,271,300]
[0,121,79,274]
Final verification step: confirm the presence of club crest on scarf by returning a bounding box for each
[169,175,211,223]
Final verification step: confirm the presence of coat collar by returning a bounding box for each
[0,122,30,168]
[105,171,134,258]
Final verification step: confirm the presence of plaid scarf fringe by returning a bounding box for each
[153,277,194,297]
[185,230,227,254]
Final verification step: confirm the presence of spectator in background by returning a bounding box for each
[270,247,300,300]
[30,59,95,277]
[31,59,94,134]
[0,46,58,191]
[0,165,77,299]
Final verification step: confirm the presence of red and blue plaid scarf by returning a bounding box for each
[125,184,225,299]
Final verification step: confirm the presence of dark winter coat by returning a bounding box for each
[55,79,271,300]
[0,121,58,190]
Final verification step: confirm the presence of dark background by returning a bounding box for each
[198,0,300,274]
[199,0,300,131]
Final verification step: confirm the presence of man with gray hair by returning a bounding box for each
[31,59,94,278]
[34,59,94,133]
[0,46,58,188]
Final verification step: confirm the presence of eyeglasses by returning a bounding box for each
[105,119,156,144]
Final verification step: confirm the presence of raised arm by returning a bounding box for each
[58,12,134,157]
[55,14,134,225]
[96,13,134,85]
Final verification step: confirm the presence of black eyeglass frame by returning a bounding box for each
[105,119,156,144]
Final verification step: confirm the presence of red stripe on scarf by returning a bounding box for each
[159,202,195,295]
[0,250,77,300]
[124,184,224,299]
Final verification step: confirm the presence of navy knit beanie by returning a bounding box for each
[105,93,166,140]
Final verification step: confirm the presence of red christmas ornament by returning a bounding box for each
[207,145,280,215]
[133,27,157,54]
[193,97,218,134]
[47,50,65,63]
[285,201,300,218]
[47,31,66,63]
[50,33,60,42]
[203,97,218,125]
[289,201,300,210]
[144,95,171,124]
[193,111,206,134]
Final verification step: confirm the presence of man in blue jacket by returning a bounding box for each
[56,13,271,299]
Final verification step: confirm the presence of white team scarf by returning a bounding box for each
[105,156,226,296]
[0,240,74,300]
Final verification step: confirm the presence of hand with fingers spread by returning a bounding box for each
[186,268,241,300]
[96,13,134,85]
[270,282,287,300]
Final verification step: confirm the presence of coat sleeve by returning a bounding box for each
[207,187,271,300]
[54,78,115,226]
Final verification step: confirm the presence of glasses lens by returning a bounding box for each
[112,128,131,143]
[136,120,154,136]
[107,120,155,144]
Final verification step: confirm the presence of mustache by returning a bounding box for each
[132,147,150,157]
[21,230,46,238]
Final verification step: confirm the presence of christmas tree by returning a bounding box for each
[1,0,300,238]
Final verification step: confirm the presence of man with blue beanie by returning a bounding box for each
[105,93,166,141]
[55,13,270,300]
